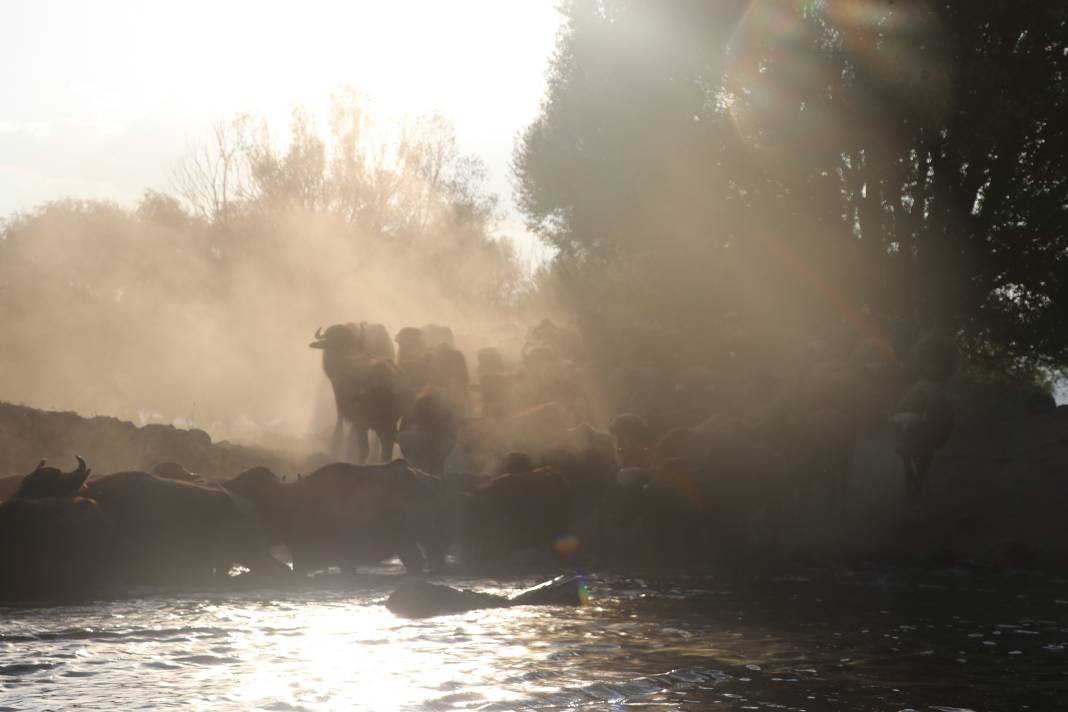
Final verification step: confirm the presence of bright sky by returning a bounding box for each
[0,0,561,250]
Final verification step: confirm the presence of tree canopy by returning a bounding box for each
[515,0,1068,374]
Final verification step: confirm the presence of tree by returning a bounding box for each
[163,90,522,307]
[246,107,327,213]
[515,0,1068,372]
[136,190,191,228]
[170,116,253,225]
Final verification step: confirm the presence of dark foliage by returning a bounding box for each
[515,0,1068,373]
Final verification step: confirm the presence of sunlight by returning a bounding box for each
[0,1,561,218]
[222,599,541,710]
[134,1,560,140]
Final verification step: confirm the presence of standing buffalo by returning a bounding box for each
[751,359,865,512]
[475,347,512,418]
[892,329,957,500]
[893,381,955,500]
[395,327,434,390]
[311,323,409,463]
[420,323,456,349]
[396,386,461,476]
[429,342,471,415]
[395,326,470,415]
[525,318,587,363]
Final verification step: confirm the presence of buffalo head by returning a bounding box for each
[310,323,365,351]
[12,456,91,499]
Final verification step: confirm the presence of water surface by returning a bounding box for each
[2,566,1065,710]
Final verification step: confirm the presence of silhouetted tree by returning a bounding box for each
[170,116,254,226]
[516,0,1068,373]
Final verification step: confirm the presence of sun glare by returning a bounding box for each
[0,1,561,218]
[140,1,559,143]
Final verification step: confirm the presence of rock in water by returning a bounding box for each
[386,575,584,618]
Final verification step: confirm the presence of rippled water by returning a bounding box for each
[2,565,1066,711]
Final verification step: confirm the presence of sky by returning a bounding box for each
[0,0,562,252]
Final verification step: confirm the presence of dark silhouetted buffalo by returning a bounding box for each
[464,466,576,566]
[311,323,408,463]
[0,458,113,600]
[82,470,288,586]
[893,380,955,500]
[228,459,455,576]
[396,387,461,476]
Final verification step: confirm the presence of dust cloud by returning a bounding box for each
[0,94,539,450]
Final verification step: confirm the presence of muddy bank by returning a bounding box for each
[0,401,323,488]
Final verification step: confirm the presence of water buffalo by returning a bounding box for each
[150,461,202,482]
[396,327,470,414]
[609,439,791,568]
[475,371,513,419]
[396,387,461,476]
[0,458,114,600]
[82,470,287,585]
[227,460,454,576]
[314,321,395,361]
[893,380,955,500]
[429,342,470,415]
[474,347,512,417]
[311,323,409,463]
[753,360,864,511]
[420,323,456,349]
[477,346,506,375]
[525,318,587,363]
[455,402,572,479]
[9,456,92,499]
[395,327,433,390]
[464,466,577,566]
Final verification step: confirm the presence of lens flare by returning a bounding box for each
[576,576,590,607]
[554,532,580,557]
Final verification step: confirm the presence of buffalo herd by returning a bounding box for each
[0,318,958,601]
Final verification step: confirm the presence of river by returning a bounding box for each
[2,565,1065,711]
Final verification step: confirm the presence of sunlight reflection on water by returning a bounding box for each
[2,569,1067,711]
